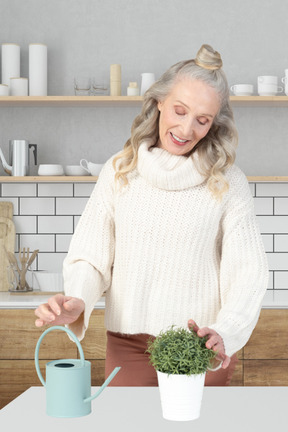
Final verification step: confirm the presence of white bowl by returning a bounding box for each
[38,164,64,176]
[64,165,90,176]
[33,271,63,292]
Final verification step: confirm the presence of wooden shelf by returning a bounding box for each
[247,176,288,182]
[0,176,288,183]
[0,176,98,182]
[0,96,143,107]
[230,96,288,106]
[0,95,288,107]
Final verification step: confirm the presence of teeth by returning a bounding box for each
[171,132,188,143]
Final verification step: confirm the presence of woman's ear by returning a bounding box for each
[157,101,162,112]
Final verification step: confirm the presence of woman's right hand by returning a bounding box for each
[34,294,85,327]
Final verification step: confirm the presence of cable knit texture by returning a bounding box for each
[63,142,269,357]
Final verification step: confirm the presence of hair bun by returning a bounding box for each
[195,44,223,71]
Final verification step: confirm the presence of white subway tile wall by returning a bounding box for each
[0,181,288,304]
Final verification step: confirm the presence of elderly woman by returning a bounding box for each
[35,44,268,386]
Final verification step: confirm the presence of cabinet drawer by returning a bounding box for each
[244,360,288,386]
[0,310,76,359]
[244,309,288,360]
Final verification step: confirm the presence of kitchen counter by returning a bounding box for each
[0,291,105,309]
[0,290,287,309]
[1,386,286,431]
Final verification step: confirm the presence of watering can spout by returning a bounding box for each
[83,366,121,403]
[0,147,12,175]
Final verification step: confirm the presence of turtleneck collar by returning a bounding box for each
[137,142,206,191]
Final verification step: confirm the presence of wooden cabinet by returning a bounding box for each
[243,309,288,385]
[1,308,287,409]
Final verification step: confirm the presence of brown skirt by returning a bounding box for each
[105,331,238,386]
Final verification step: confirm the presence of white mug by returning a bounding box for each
[258,83,283,96]
[257,75,278,85]
[0,84,9,96]
[140,73,155,96]
[230,84,254,96]
[80,159,103,176]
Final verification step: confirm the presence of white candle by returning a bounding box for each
[10,77,28,96]
[1,44,20,93]
[29,43,47,96]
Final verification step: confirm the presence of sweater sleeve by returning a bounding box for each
[208,168,269,357]
[62,157,115,340]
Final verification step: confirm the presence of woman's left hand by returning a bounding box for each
[188,319,231,369]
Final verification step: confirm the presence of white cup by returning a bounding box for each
[230,84,254,96]
[258,75,278,85]
[80,159,104,176]
[140,73,155,95]
[258,82,283,96]
[0,84,9,96]
[10,77,28,96]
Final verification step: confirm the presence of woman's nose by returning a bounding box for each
[181,117,195,139]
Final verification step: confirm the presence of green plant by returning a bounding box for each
[147,326,217,376]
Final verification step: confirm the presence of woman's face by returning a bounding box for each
[157,78,220,156]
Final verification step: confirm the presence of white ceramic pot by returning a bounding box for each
[156,370,205,421]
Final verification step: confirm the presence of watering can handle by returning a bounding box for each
[35,325,85,387]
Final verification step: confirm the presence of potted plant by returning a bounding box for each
[147,325,217,421]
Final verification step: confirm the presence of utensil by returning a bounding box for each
[19,247,29,289]
[35,325,121,417]
[0,139,37,176]
[7,250,21,274]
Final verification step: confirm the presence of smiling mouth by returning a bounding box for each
[170,132,190,145]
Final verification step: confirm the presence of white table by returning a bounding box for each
[0,386,286,431]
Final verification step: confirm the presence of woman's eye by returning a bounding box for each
[198,119,208,126]
[175,108,186,116]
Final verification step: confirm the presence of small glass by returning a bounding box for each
[7,265,33,292]
[74,77,91,96]
[91,77,108,95]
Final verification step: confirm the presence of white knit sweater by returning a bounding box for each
[63,142,269,357]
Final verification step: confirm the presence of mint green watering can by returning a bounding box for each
[35,326,121,418]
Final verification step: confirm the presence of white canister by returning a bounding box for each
[0,84,9,96]
[1,44,20,91]
[10,77,28,96]
[127,82,139,96]
[140,73,155,96]
[29,43,47,96]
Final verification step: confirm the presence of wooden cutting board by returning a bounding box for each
[0,201,13,219]
[0,216,16,291]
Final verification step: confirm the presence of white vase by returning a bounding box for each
[156,370,205,421]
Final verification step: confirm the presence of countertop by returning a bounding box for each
[0,290,287,309]
[0,291,105,309]
[1,386,286,431]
